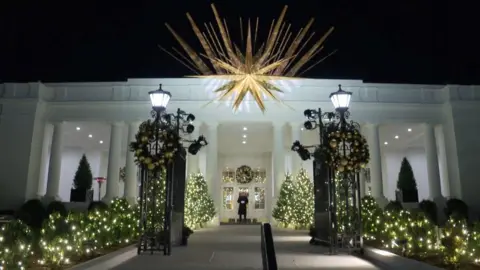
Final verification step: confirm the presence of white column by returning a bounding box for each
[124,122,140,204]
[290,122,302,176]
[187,126,200,177]
[424,123,443,199]
[273,123,285,197]
[365,124,386,203]
[206,122,219,212]
[38,123,53,196]
[45,122,64,200]
[104,122,124,202]
[435,125,451,198]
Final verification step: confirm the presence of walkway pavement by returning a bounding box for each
[112,225,381,270]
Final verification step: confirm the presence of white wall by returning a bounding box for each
[382,148,428,201]
[39,147,127,202]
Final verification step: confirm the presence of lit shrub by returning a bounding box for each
[361,196,383,241]
[109,198,139,245]
[39,213,82,268]
[440,218,470,267]
[0,220,33,269]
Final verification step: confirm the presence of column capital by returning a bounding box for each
[272,122,286,129]
[204,121,219,129]
[289,121,304,129]
[111,121,125,127]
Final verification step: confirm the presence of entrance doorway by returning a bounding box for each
[220,166,267,224]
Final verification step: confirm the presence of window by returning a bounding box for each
[253,168,266,183]
[222,168,235,183]
[254,187,265,209]
[223,187,234,210]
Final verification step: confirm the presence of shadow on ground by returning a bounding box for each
[112,225,380,270]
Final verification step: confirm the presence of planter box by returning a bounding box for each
[362,246,443,270]
[396,189,419,203]
[70,189,94,202]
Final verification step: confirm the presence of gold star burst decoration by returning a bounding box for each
[161,4,336,112]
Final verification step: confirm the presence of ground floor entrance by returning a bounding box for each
[220,165,267,224]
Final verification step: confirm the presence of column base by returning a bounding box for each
[42,195,61,204]
[102,197,116,204]
[373,196,389,208]
[124,196,138,205]
[430,196,447,224]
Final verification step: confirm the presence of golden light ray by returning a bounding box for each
[163,4,335,113]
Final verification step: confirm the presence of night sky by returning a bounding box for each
[1,1,478,84]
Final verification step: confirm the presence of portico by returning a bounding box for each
[1,78,479,216]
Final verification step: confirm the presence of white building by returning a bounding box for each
[1,78,479,222]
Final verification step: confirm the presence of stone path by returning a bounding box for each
[112,225,381,270]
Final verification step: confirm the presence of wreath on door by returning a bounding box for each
[236,165,253,184]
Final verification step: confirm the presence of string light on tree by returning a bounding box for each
[184,173,216,229]
[272,173,296,227]
[292,169,314,229]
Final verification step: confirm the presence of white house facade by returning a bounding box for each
[1,78,480,222]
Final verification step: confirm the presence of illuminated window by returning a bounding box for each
[254,187,265,209]
[222,168,235,183]
[223,187,234,210]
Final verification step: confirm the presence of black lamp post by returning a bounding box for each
[137,84,208,256]
[291,85,365,255]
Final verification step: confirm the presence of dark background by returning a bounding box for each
[0,0,478,84]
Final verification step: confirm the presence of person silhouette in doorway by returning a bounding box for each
[237,192,249,223]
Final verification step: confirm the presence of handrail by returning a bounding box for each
[260,223,278,270]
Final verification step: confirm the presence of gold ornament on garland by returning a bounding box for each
[129,120,181,171]
[236,165,253,184]
[162,4,336,112]
[323,127,370,173]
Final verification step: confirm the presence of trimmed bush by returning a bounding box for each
[88,201,109,212]
[445,198,468,220]
[384,200,403,212]
[46,201,68,217]
[15,199,47,231]
[419,199,438,225]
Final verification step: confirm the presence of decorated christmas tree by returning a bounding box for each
[272,173,296,227]
[184,173,216,229]
[292,169,314,229]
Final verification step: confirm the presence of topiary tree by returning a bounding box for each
[396,157,418,202]
[184,173,216,229]
[73,154,93,190]
[397,157,417,191]
[272,173,296,227]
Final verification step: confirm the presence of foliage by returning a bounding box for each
[130,120,181,171]
[73,154,93,190]
[419,200,438,225]
[0,220,33,269]
[384,200,403,212]
[88,201,109,212]
[272,173,296,226]
[361,196,383,241]
[1,198,138,269]
[184,173,216,229]
[292,169,314,229]
[136,172,166,232]
[273,170,314,229]
[440,218,470,267]
[16,199,47,232]
[396,157,417,191]
[445,198,469,221]
[46,201,68,218]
